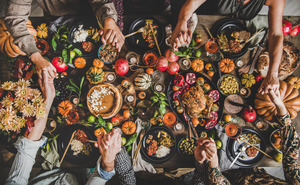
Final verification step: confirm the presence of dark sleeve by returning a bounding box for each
[114,147,136,185]
[5,0,39,57]
[192,161,209,185]
[207,165,231,185]
[87,0,118,27]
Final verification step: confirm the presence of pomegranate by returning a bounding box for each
[174,74,184,86]
[282,20,292,36]
[156,56,169,71]
[255,75,263,82]
[167,62,179,75]
[114,58,129,75]
[289,25,299,37]
[165,49,179,62]
[241,106,257,122]
[51,57,68,72]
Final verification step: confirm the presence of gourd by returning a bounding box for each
[288,76,300,89]
[241,73,256,88]
[93,58,104,68]
[134,73,152,90]
[255,80,300,120]
[219,58,235,73]
[58,100,73,116]
[36,23,48,39]
[122,121,136,135]
[0,18,37,57]
[191,59,204,72]
[86,67,105,84]
[74,57,86,68]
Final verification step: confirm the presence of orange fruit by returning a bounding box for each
[191,118,200,126]
[207,70,214,77]
[146,68,154,75]
[176,106,184,113]
[196,77,205,86]
[173,99,180,107]
[199,119,206,127]
[94,127,106,137]
[123,109,131,119]
[93,58,104,68]
[172,85,180,91]
[205,63,212,71]
[150,117,157,125]
[223,114,232,122]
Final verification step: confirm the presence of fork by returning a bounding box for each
[125,27,146,38]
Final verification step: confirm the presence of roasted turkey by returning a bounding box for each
[181,84,213,118]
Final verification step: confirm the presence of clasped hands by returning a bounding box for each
[194,137,219,168]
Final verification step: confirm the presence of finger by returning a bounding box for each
[42,70,49,84]
[182,32,187,43]
[198,139,211,146]
[198,150,206,164]
[108,32,116,45]
[37,71,43,80]
[104,30,113,42]
[99,30,104,36]
[94,142,99,148]
[188,29,192,38]
[100,139,109,150]
[178,33,185,45]
[175,38,181,49]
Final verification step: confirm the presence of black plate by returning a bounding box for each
[226,127,266,167]
[126,17,165,54]
[57,124,97,164]
[140,126,176,164]
[167,71,224,131]
[211,18,250,59]
[69,19,101,57]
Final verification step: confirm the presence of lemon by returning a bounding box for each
[122,137,127,145]
[224,114,232,122]
[215,140,222,150]
[274,152,283,163]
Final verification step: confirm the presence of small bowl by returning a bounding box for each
[270,129,283,153]
[177,137,197,158]
[98,45,119,64]
[217,74,241,96]
[142,51,158,66]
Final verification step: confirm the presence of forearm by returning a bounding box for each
[177,0,206,24]
[207,155,231,185]
[87,0,118,26]
[267,34,283,75]
[115,147,136,185]
[192,161,209,184]
[5,0,39,57]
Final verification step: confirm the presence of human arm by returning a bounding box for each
[87,0,124,52]
[258,0,285,95]
[170,0,206,50]
[5,0,57,79]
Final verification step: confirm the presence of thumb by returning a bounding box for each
[99,30,103,36]
[199,150,206,164]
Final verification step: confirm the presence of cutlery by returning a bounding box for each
[149,24,162,56]
[124,27,146,38]
[229,144,247,169]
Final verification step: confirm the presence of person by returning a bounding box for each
[5,71,135,185]
[5,0,125,81]
[170,0,284,95]
[194,88,300,185]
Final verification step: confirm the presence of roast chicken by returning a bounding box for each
[181,84,213,118]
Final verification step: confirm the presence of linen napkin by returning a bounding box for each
[131,118,156,173]
[40,139,61,170]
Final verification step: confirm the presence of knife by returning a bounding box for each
[229,144,247,169]
[228,100,248,108]
[248,29,268,74]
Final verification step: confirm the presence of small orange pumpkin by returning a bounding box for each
[66,109,79,124]
[57,100,73,116]
[74,57,86,68]
[122,121,136,135]
[93,58,104,68]
[220,58,235,73]
[191,59,204,72]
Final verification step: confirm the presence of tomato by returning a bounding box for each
[205,120,217,129]
[111,117,120,126]
[208,90,220,102]
[174,74,184,86]
[176,106,184,113]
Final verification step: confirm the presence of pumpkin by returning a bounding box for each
[58,100,73,116]
[288,76,300,89]
[255,80,300,121]
[219,58,235,73]
[66,109,79,125]
[74,57,86,68]
[86,66,105,84]
[36,23,48,39]
[134,73,152,90]
[93,58,104,68]
[122,121,136,135]
[191,59,204,72]
[241,73,256,88]
[0,18,37,57]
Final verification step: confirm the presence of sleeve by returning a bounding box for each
[87,0,118,27]
[5,136,47,185]
[207,166,231,185]
[192,161,209,185]
[4,0,40,57]
[278,115,300,185]
[114,147,136,185]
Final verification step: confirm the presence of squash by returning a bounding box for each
[122,121,136,135]
[93,58,104,68]
[134,73,152,90]
[219,58,235,73]
[74,57,86,68]
[241,73,256,88]
[191,59,204,72]
[255,80,300,121]
[36,23,48,39]
[0,18,37,57]
[58,100,73,116]
[288,76,300,89]
[86,66,105,84]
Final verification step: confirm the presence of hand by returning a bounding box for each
[100,18,124,52]
[96,129,122,171]
[170,21,192,51]
[258,73,279,95]
[38,70,55,103]
[30,52,57,79]
[195,138,218,167]
[268,89,288,117]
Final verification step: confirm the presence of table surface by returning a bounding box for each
[1,15,300,170]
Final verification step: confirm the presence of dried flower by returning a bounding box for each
[30,89,42,99]
[15,86,30,99]
[32,95,44,104]
[0,107,17,129]
[21,103,35,117]
[14,98,27,109]
[1,96,13,108]
[2,81,16,91]
[35,105,47,119]
[16,79,30,88]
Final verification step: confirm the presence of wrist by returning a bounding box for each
[30,52,43,64]
[209,155,218,168]
[101,159,114,171]
[104,18,116,27]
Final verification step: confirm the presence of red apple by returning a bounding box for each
[51,57,68,72]
[156,56,169,71]
[241,106,257,122]
[114,58,129,75]
[282,20,292,36]
[167,62,179,75]
[165,49,179,62]
[290,25,299,37]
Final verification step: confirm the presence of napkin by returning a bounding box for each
[40,139,61,170]
[131,118,156,173]
[215,124,240,171]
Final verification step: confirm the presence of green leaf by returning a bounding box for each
[57,25,66,34]
[68,44,73,49]
[125,133,137,146]
[159,104,166,116]
[52,38,57,52]
[160,101,169,106]
[153,110,159,117]
[54,33,60,40]
[69,80,79,89]
[62,49,68,63]
[126,145,132,153]
[66,86,78,93]
[73,48,82,56]
[150,96,159,103]
[98,116,106,127]
[80,77,85,89]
